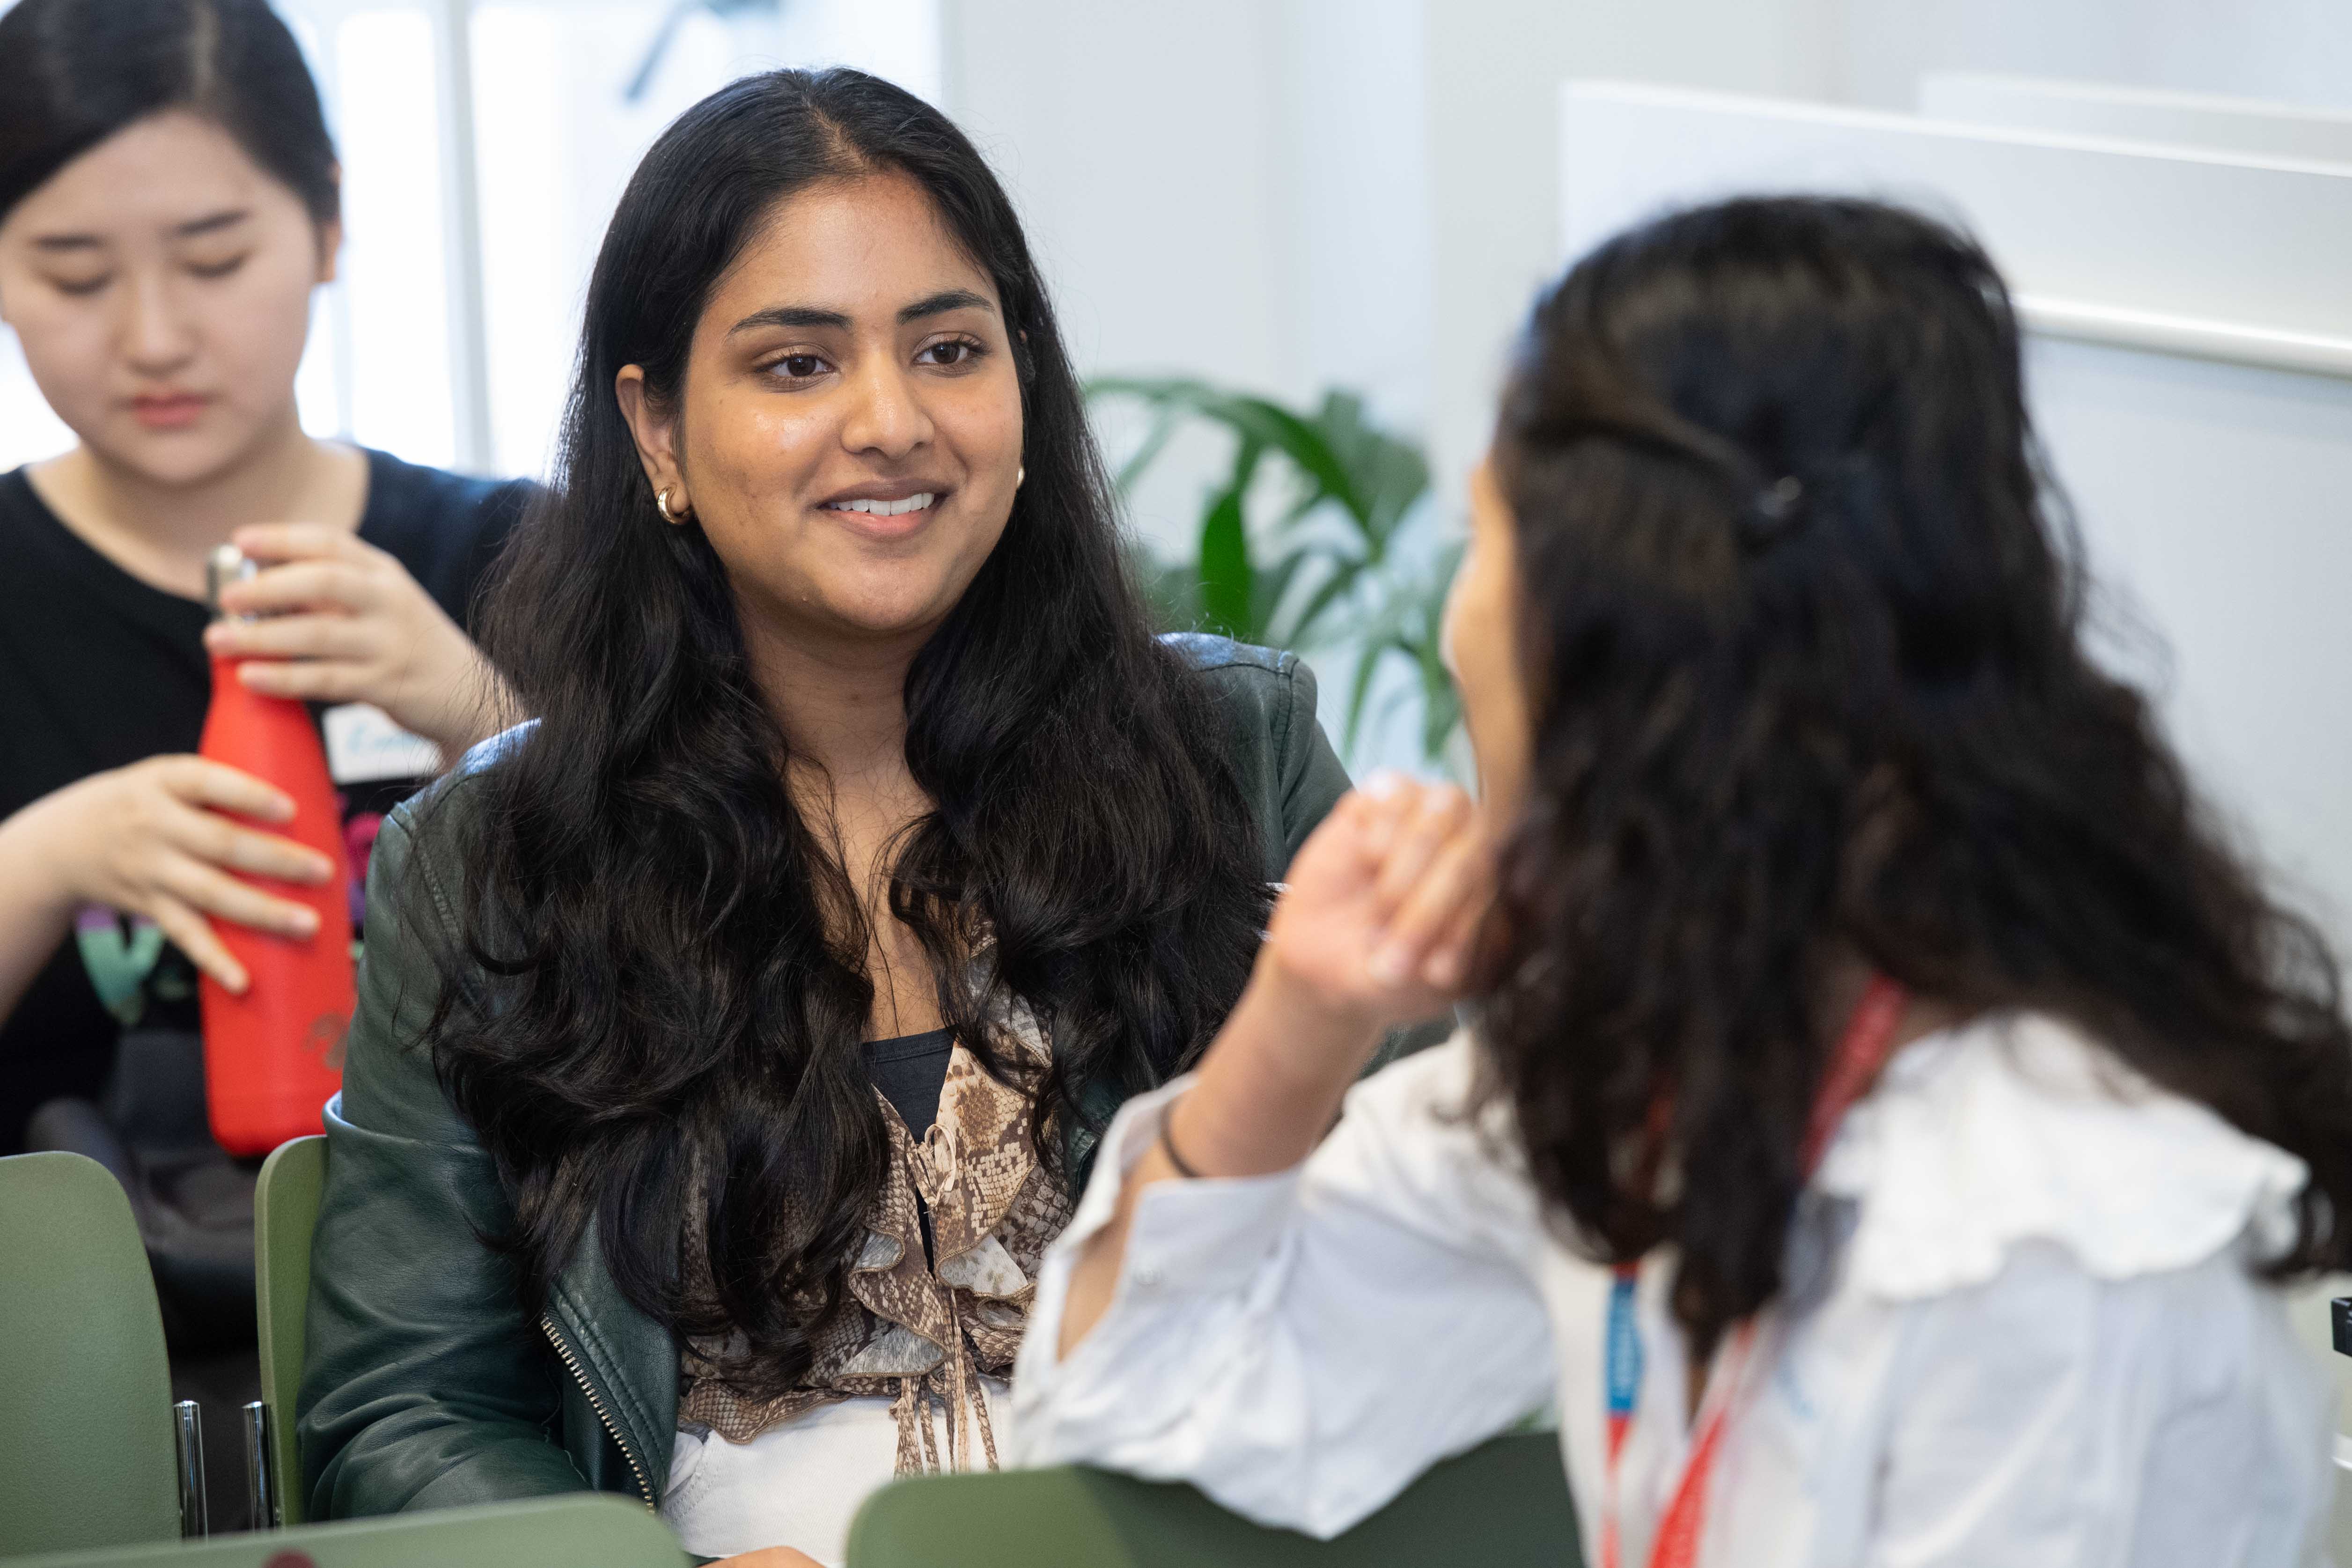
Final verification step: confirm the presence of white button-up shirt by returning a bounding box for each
[1012,1016,2332,1567]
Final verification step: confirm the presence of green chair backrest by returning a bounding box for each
[0,1151,182,1555]
[0,1494,687,1568]
[254,1134,326,1527]
[846,1432,1582,1568]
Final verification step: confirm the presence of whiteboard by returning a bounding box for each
[1558,82,2352,376]
[1919,72,2352,169]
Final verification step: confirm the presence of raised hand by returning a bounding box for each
[1261,773,1490,1042]
[1058,772,1495,1355]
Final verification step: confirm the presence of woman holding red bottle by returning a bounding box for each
[0,0,523,1150]
[0,0,523,1528]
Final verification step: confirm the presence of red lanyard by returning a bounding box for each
[1598,975,1910,1568]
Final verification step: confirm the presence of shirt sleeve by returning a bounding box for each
[1009,1032,1560,1539]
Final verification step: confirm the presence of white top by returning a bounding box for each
[1010,1016,2333,1567]
[660,1378,1007,1566]
[662,1398,903,1566]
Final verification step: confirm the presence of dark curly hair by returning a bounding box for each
[1476,195,2352,1358]
[421,69,1270,1400]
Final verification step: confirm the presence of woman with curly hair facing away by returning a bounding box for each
[1018,196,2352,1566]
[296,69,1362,1566]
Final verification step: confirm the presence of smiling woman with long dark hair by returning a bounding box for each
[295,68,1352,1565]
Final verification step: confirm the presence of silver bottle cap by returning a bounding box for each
[205,544,256,619]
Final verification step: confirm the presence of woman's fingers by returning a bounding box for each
[1417,857,1495,991]
[205,609,377,662]
[1283,788,1389,902]
[1352,770,1422,860]
[156,853,323,939]
[154,755,295,824]
[205,530,485,744]
[1367,783,1473,924]
[234,655,369,704]
[1367,815,1489,989]
[166,801,336,885]
[1265,775,1489,1023]
[147,894,250,995]
[214,557,381,619]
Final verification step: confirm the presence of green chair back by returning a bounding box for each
[846,1432,1582,1568]
[254,1134,326,1527]
[0,1494,687,1568]
[0,1151,182,1555]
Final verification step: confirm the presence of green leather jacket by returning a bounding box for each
[297,636,1355,1520]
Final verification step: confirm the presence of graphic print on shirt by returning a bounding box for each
[74,907,189,1027]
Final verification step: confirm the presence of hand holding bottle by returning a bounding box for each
[202,521,511,758]
[0,756,335,997]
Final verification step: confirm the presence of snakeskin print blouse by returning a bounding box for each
[677,1003,1073,1477]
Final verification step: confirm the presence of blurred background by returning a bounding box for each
[4,0,2348,775]
[5,0,2347,772]
[1,0,2345,789]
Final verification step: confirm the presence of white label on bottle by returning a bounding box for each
[322,703,442,785]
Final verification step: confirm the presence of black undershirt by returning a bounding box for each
[863,1027,953,1138]
[865,1027,953,1265]
[0,449,529,1152]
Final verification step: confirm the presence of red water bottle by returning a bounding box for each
[197,545,353,1156]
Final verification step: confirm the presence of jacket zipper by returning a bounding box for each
[540,1314,656,1509]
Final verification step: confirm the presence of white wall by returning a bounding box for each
[942,0,1299,566]
[936,0,1834,667]
[940,0,2352,482]
[1917,73,2352,165]
[937,0,2352,780]
[1278,0,1432,437]
[1835,0,2352,114]
[943,0,1295,396]
[945,0,1454,555]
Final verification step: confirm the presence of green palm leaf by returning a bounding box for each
[1090,375,1460,770]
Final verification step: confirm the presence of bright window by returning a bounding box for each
[0,0,942,478]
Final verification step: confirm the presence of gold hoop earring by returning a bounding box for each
[655,487,689,525]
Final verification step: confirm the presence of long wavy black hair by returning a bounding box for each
[425,69,1270,1397]
[1477,195,2352,1357]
